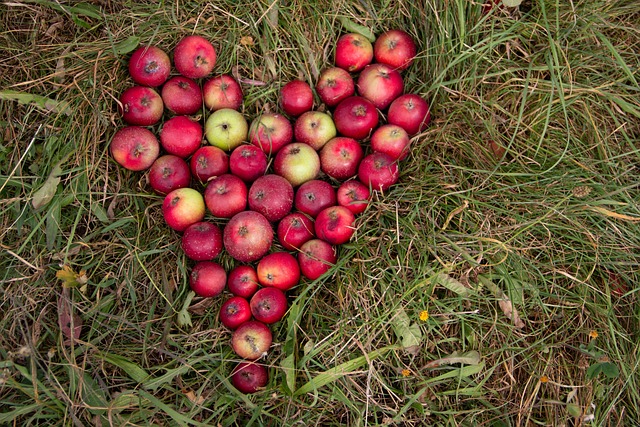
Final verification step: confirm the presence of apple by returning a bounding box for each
[250,287,288,324]
[148,155,191,195]
[229,144,268,182]
[387,94,431,136]
[162,187,206,232]
[110,126,160,171]
[160,116,203,159]
[231,362,268,394]
[231,320,272,360]
[370,124,411,161]
[190,146,229,183]
[358,152,399,192]
[357,63,404,110]
[319,136,364,181]
[173,35,217,79]
[315,206,356,245]
[315,67,355,107]
[337,180,371,215]
[204,173,247,218]
[293,111,337,150]
[227,265,259,299]
[334,33,373,73]
[203,74,243,111]
[161,76,203,115]
[276,212,315,251]
[205,108,248,151]
[280,80,314,117]
[256,252,300,291]
[248,174,294,222]
[373,29,417,71]
[294,179,336,218]
[128,45,171,87]
[333,96,379,140]
[273,142,320,187]
[189,261,226,298]
[119,86,163,126]
[298,239,337,280]
[223,211,274,263]
[181,221,223,261]
[219,296,252,330]
[248,113,293,155]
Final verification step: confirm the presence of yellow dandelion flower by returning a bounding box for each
[540,375,549,383]
[401,369,411,377]
[589,330,598,339]
[419,310,429,322]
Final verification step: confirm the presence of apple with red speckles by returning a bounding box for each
[337,180,371,215]
[250,287,288,324]
[357,63,404,110]
[319,136,364,181]
[190,146,229,183]
[219,296,252,329]
[189,261,226,297]
[162,187,205,232]
[181,221,223,261]
[316,67,355,107]
[223,211,274,263]
[257,252,300,291]
[119,86,164,126]
[333,96,379,140]
[387,94,431,136]
[231,320,272,360]
[110,126,160,171]
[358,152,399,192]
[314,205,356,245]
[173,35,217,79]
[248,113,293,155]
[229,144,268,182]
[298,239,337,280]
[293,111,337,151]
[273,142,321,187]
[204,173,247,218]
[231,361,268,394]
[161,76,202,115]
[373,29,417,71]
[280,80,314,117]
[128,45,171,87]
[148,154,191,195]
[335,33,373,73]
[203,74,243,111]
[227,265,259,299]
[248,174,294,222]
[294,179,336,218]
[370,124,411,161]
[276,212,315,251]
[160,116,202,159]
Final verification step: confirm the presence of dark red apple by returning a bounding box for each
[189,261,226,298]
[119,86,163,126]
[276,212,315,251]
[248,174,294,222]
[333,96,379,140]
[256,252,300,291]
[161,76,202,115]
[227,265,259,299]
[319,136,364,181]
[293,111,337,151]
[250,287,288,324]
[189,146,229,183]
[370,124,411,160]
[357,63,404,110]
[173,35,217,79]
[314,206,356,245]
[204,173,247,218]
[231,320,272,360]
[223,211,274,263]
[373,29,417,71]
[128,45,171,87]
[229,144,268,182]
[334,33,373,73]
[110,126,160,171]
[160,116,203,159]
[273,142,321,187]
[231,362,268,394]
[387,94,431,136]
[181,221,223,261]
[315,67,355,107]
[294,179,337,218]
[298,239,337,280]
[219,296,252,330]
[162,187,205,232]
[280,80,313,117]
[148,154,191,195]
[337,180,371,215]
[248,113,294,155]
[358,152,399,192]
[203,74,243,111]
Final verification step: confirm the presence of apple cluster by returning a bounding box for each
[109,29,429,394]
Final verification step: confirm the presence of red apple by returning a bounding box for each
[119,86,163,126]
[315,206,356,245]
[248,113,294,155]
[315,67,355,107]
[219,296,252,330]
[293,111,337,151]
[203,74,243,111]
[181,221,223,261]
[319,136,364,181]
[160,116,203,159]
[229,144,268,182]
[231,320,272,360]
[204,173,247,218]
[280,80,314,117]
[161,76,202,115]
[298,239,337,280]
[294,179,337,218]
[373,29,417,71]
[227,265,259,299]
[358,152,399,192]
[110,126,160,171]
[162,187,205,232]
[357,63,404,110]
[248,174,294,222]
[173,35,217,79]
[190,146,229,183]
[276,212,315,251]
[148,154,191,195]
[273,142,320,187]
[250,287,288,324]
[223,211,274,263]
[334,33,373,73]
[189,261,226,298]
[231,362,268,394]
[256,252,300,291]
[333,96,379,140]
[337,180,371,215]
[370,124,411,160]
[387,94,431,136]
[128,45,171,87]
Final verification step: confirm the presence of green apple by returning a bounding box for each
[205,108,248,151]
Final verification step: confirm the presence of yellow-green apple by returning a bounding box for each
[205,108,248,151]
[219,296,252,329]
[160,116,203,158]
[162,187,205,232]
[370,124,411,160]
[280,80,313,117]
[227,265,259,299]
[298,239,337,280]
[319,136,364,181]
[358,152,399,191]
[203,74,243,111]
[109,126,160,171]
[229,144,268,182]
[128,45,171,87]
[294,179,336,218]
[181,221,223,261]
[335,33,373,73]
[148,154,191,195]
[189,261,226,297]
[387,94,431,136]
[314,205,356,245]
[337,180,371,215]
[273,142,320,187]
[373,29,417,71]
[189,145,229,183]
[231,320,272,360]
[357,63,404,110]
[223,211,274,263]
[315,67,355,107]
[248,174,294,222]
[293,111,336,150]
[276,212,315,251]
[119,86,163,126]
[204,173,247,218]
[231,361,268,394]
[333,96,378,140]
[256,252,300,291]
[250,287,288,324]
[248,113,293,155]
[173,35,216,79]
[161,76,202,115]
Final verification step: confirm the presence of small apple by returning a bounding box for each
[204,173,247,218]
[227,265,259,299]
[293,111,337,151]
[189,261,226,298]
[161,76,203,115]
[231,320,272,360]
[160,116,203,158]
[110,126,160,171]
[337,180,371,215]
[273,142,320,187]
[294,179,337,218]
[148,154,191,195]
[203,74,243,111]
[248,113,293,155]
[357,63,404,110]
[189,146,229,183]
[373,29,417,71]
[223,211,274,263]
[162,187,206,232]
[370,124,411,160]
[315,67,355,107]
[280,80,314,117]
[205,108,248,151]
[387,94,431,136]
[181,221,223,261]
[248,174,294,222]
[276,212,315,251]
[256,252,300,291]
[231,362,268,394]
[119,86,164,126]
[333,96,379,140]
[173,35,217,79]
[319,136,364,181]
[250,287,288,324]
[334,33,373,73]
[358,152,399,192]
[128,45,171,87]
[219,296,252,330]
[229,144,268,182]
[315,206,356,245]
[298,239,337,280]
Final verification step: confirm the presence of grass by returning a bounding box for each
[1,0,639,425]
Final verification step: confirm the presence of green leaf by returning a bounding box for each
[435,272,472,297]
[502,0,523,6]
[280,353,296,395]
[0,90,71,115]
[338,17,376,43]
[101,352,150,383]
[115,36,141,55]
[586,362,619,380]
[423,350,482,368]
[176,291,195,328]
[391,308,423,355]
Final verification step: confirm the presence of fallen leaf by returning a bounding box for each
[391,308,423,356]
[56,265,89,288]
[187,297,215,315]
[182,389,205,405]
[423,350,482,369]
[58,292,82,345]
[239,36,254,46]
[499,299,525,329]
